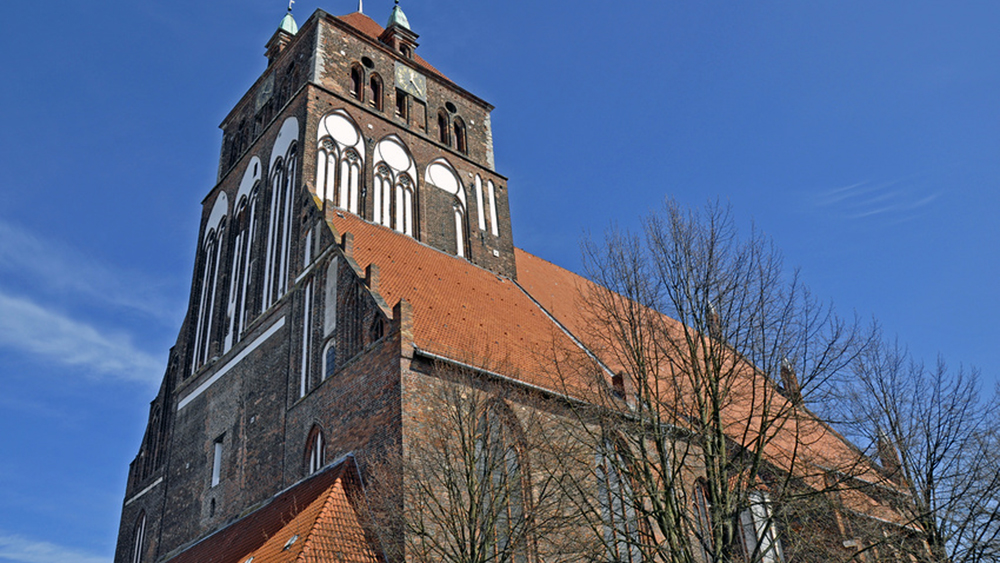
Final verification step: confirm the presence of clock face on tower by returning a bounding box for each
[394,62,427,101]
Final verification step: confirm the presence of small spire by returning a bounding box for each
[358,0,363,14]
[386,0,410,31]
[278,0,298,35]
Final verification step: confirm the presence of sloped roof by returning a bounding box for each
[328,211,581,389]
[166,458,382,563]
[327,210,900,507]
[517,249,889,486]
[335,12,448,81]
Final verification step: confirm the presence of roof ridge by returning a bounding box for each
[509,277,612,377]
[515,246,585,279]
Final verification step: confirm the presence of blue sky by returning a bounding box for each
[0,1,997,561]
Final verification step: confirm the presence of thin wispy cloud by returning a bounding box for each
[0,219,180,324]
[813,177,941,222]
[0,533,107,563]
[0,291,162,384]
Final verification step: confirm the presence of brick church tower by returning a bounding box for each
[113,4,530,561]
[114,4,931,563]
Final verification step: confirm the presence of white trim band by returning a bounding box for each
[125,477,163,506]
[178,316,286,411]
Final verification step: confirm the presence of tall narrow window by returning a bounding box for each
[454,205,466,258]
[369,74,383,111]
[262,118,299,310]
[477,406,528,563]
[395,89,408,121]
[438,111,450,145]
[475,175,486,231]
[194,230,220,369]
[300,280,313,398]
[350,66,363,101]
[338,149,361,214]
[264,145,297,307]
[305,426,325,475]
[317,139,338,204]
[211,435,224,487]
[323,340,337,380]
[487,180,499,237]
[740,492,783,563]
[227,158,263,351]
[130,513,146,563]
[453,117,467,154]
[302,226,313,270]
[373,164,393,228]
[193,193,229,375]
[396,174,415,236]
[693,480,713,561]
[597,444,641,563]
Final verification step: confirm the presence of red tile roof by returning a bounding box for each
[334,12,448,81]
[325,211,899,511]
[166,458,382,563]
[328,212,585,389]
[516,248,890,485]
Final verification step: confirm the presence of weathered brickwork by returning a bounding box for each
[114,7,931,563]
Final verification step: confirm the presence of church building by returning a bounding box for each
[113,5,927,563]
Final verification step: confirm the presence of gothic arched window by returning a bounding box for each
[130,512,147,563]
[350,65,363,101]
[487,180,499,237]
[193,193,229,374]
[438,111,450,145]
[305,425,325,475]
[317,110,365,216]
[264,147,295,307]
[693,479,714,561]
[453,117,467,154]
[396,173,415,236]
[373,163,393,228]
[263,118,300,310]
[597,441,641,563]
[374,135,418,236]
[323,339,337,380]
[369,73,383,111]
[454,204,467,258]
[226,157,262,351]
[477,404,529,563]
[474,174,486,231]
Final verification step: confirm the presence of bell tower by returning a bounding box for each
[114,5,516,562]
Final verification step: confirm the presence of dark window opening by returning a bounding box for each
[324,343,336,379]
[395,89,408,121]
[369,75,383,111]
[350,66,363,100]
[370,317,384,342]
[454,118,467,154]
[438,112,450,145]
[400,44,412,59]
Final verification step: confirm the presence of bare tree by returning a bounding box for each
[548,199,876,563]
[838,334,1000,563]
[368,361,588,563]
